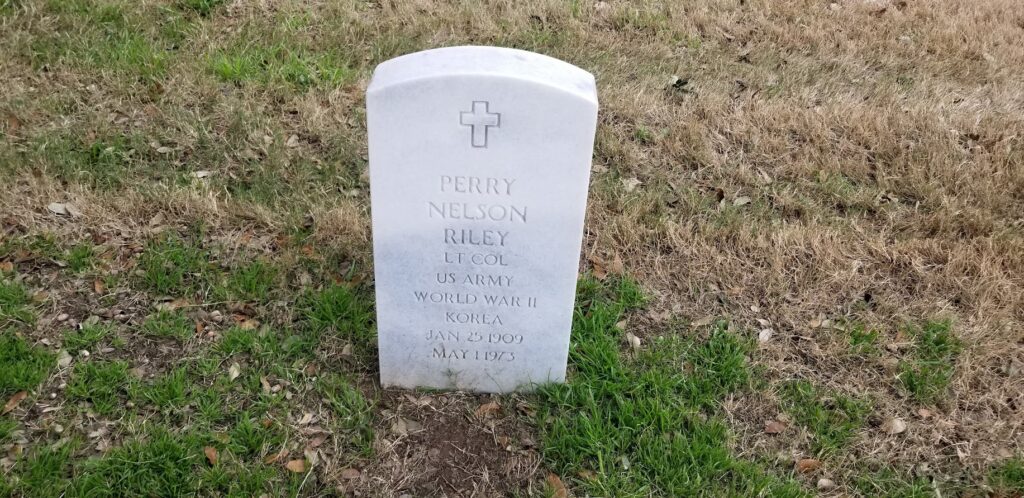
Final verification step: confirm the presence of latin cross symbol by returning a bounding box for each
[460,101,500,148]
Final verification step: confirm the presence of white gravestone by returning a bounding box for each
[367,46,598,393]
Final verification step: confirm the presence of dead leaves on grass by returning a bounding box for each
[2,391,27,415]
[285,459,307,473]
[882,417,907,435]
[264,448,288,465]
[474,401,501,419]
[764,419,787,434]
[546,473,570,498]
[204,446,218,466]
[625,331,642,350]
[390,417,424,436]
[47,202,83,218]
[232,314,260,330]
[795,458,821,473]
[589,253,624,280]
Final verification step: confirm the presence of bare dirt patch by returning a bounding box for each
[354,391,542,497]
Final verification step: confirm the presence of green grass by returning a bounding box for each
[142,310,194,342]
[0,330,55,396]
[898,320,961,404]
[318,373,374,456]
[6,441,74,498]
[209,42,353,90]
[847,322,881,355]
[143,366,190,410]
[0,279,35,328]
[0,417,17,442]
[67,360,132,415]
[65,243,95,273]
[62,322,113,353]
[137,235,211,297]
[779,380,871,457]
[989,457,1024,495]
[71,429,199,496]
[178,0,226,17]
[8,427,295,497]
[303,283,375,352]
[72,432,196,494]
[214,326,317,367]
[535,277,805,497]
[22,2,177,81]
[217,260,278,303]
[227,413,284,459]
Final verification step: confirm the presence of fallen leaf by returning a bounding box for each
[264,448,289,464]
[608,254,625,275]
[475,401,501,418]
[285,459,306,473]
[917,408,933,419]
[191,170,213,179]
[156,146,173,154]
[622,177,642,193]
[93,279,105,294]
[625,332,642,350]
[817,478,835,490]
[588,255,609,280]
[390,417,423,436]
[733,196,751,206]
[228,363,241,381]
[2,391,27,415]
[764,420,786,434]
[796,458,821,473]
[4,112,22,134]
[303,449,319,466]
[758,328,774,343]
[308,435,328,448]
[298,412,315,425]
[47,203,69,216]
[882,417,907,435]
[156,299,190,312]
[546,473,569,498]
[340,467,361,480]
[0,261,12,273]
[64,203,83,217]
[233,314,260,330]
[692,315,716,327]
[286,135,300,148]
[204,446,218,465]
[195,320,205,335]
[88,426,109,439]
[57,350,73,368]
[260,376,271,394]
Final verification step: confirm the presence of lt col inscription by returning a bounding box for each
[368,46,599,393]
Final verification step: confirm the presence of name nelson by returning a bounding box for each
[428,175,527,223]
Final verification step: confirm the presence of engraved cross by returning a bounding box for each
[460,101,500,148]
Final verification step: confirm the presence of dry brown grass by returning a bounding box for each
[2,0,1023,495]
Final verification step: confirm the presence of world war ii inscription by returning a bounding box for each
[367,46,599,393]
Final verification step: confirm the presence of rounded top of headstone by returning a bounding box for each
[368,46,597,105]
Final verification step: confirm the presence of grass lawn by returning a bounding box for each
[1,0,1022,496]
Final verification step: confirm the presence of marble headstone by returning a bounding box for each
[367,46,598,393]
